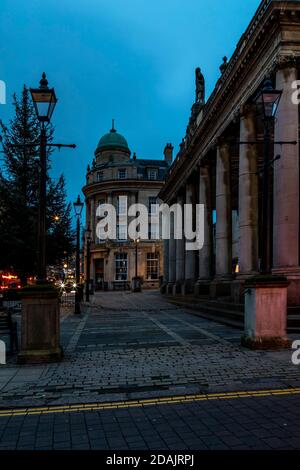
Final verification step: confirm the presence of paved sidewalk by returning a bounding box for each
[1,392,300,450]
[0,291,299,408]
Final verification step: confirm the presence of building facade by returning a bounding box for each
[82,124,172,290]
[159,0,300,305]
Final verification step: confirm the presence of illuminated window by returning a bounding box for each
[115,253,128,280]
[147,253,159,280]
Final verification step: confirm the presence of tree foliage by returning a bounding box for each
[0,86,74,282]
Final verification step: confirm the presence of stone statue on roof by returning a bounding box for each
[195,67,205,104]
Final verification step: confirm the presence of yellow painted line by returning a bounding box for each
[1,387,300,417]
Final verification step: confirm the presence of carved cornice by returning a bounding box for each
[83,179,164,198]
[159,1,300,203]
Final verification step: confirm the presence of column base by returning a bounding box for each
[241,336,290,351]
[166,283,175,295]
[18,347,63,364]
[182,279,195,295]
[194,279,211,296]
[172,281,184,296]
[160,283,167,294]
[210,278,232,298]
[272,268,300,305]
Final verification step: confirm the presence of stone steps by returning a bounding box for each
[167,296,300,332]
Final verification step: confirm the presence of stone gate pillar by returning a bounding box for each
[211,140,232,297]
[273,66,300,304]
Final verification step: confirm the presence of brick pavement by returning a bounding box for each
[1,291,300,450]
[0,291,299,408]
[0,393,300,450]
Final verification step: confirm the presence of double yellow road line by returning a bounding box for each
[1,387,300,418]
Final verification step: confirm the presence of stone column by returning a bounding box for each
[238,105,259,276]
[195,164,212,296]
[89,196,96,292]
[163,239,169,283]
[175,194,185,294]
[167,207,176,293]
[272,67,300,304]
[211,141,232,297]
[184,183,196,294]
[86,199,90,230]
[84,199,90,280]
[90,196,95,242]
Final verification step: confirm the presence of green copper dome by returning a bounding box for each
[96,125,130,153]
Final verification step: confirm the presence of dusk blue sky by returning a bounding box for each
[0,0,260,207]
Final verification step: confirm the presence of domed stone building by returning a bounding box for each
[82,123,172,291]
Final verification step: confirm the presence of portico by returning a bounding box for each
[160,0,300,307]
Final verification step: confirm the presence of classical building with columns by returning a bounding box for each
[159,0,300,306]
[82,124,172,290]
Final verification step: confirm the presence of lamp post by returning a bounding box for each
[254,78,282,274]
[73,195,84,314]
[85,227,91,302]
[135,237,140,278]
[131,237,141,292]
[15,73,76,364]
[30,73,57,283]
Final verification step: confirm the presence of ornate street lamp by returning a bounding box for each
[30,73,57,123]
[11,73,76,364]
[30,73,57,283]
[73,195,84,314]
[74,195,84,218]
[255,78,282,274]
[255,78,282,121]
[85,226,92,302]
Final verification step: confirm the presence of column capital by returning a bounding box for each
[216,136,230,149]
[240,103,256,118]
[271,54,300,73]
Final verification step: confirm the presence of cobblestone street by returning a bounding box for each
[1,291,300,449]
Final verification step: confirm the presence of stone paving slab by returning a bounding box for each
[0,393,300,449]
[0,291,299,408]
